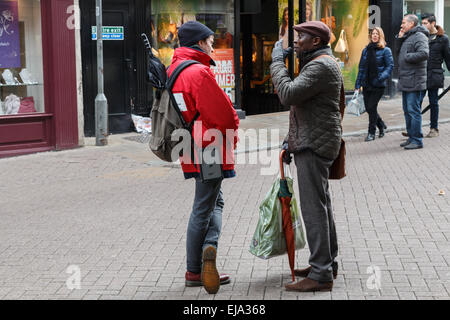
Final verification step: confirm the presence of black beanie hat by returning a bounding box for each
[178,21,214,47]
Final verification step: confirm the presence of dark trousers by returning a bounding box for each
[363,88,386,135]
[294,150,338,282]
[421,89,439,130]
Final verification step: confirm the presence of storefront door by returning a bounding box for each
[240,0,299,115]
[80,0,137,136]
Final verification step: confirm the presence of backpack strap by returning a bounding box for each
[166,60,201,131]
[167,60,200,90]
[166,60,204,168]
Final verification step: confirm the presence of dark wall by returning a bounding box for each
[371,0,404,96]
[241,0,262,14]
[249,0,279,34]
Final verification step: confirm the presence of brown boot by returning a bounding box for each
[294,266,338,279]
[285,278,333,292]
[201,246,220,294]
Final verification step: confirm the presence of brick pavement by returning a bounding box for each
[0,123,449,300]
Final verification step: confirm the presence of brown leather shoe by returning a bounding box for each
[294,266,338,279]
[285,278,333,292]
[201,246,220,294]
[185,271,231,287]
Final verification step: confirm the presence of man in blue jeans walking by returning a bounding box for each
[421,13,450,138]
[397,14,429,150]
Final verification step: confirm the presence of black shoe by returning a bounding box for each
[379,124,387,138]
[404,143,423,150]
[365,134,375,142]
[400,140,411,148]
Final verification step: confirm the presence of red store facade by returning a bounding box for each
[0,0,78,158]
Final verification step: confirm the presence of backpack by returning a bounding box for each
[149,60,200,162]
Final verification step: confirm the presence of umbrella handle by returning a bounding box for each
[280,150,286,180]
[141,33,153,54]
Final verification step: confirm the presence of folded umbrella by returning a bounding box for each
[422,84,450,114]
[141,33,166,90]
[279,150,296,282]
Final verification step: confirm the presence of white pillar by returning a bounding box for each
[436,0,445,28]
[74,0,85,146]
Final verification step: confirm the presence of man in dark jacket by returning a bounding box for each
[421,13,450,138]
[397,14,429,150]
[270,21,343,292]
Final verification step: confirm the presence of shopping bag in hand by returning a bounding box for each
[346,91,366,116]
[249,163,306,260]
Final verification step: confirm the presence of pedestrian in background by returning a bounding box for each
[396,14,429,150]
[355,27,394,142]
[171,21,240,294]
[271,21,343,292]
[420,13,450,138]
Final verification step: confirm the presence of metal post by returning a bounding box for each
[95,0,108,146]
[288,0,294,79]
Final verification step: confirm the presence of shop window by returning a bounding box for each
[310,0,369,91]
[404,0,436,19]
[243,0,299,97]
[0,0,44,117]
[151,0,235,103]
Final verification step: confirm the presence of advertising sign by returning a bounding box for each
[0,0,20,68]
[210,49,235,104]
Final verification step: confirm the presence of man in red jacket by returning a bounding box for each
[171,21,239,294]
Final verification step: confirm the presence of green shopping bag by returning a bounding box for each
[249,175,306,259]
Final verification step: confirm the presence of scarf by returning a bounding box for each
[366,42,380,85]
[299,45,330,70]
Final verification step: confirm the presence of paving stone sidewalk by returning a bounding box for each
[0,122,449,300]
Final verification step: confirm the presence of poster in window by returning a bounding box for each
[0,0,20,68]
[211,49,235,104]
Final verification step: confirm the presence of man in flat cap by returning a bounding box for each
[270,21,344,292]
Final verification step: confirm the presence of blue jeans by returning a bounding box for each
[186,177,224,274]
[426,89,440,129]
[402,91,425,146]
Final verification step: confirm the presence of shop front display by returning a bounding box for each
[309,0,369,90]
[0,0,44,117]
[150,0,236,103]
[0,0,78,158]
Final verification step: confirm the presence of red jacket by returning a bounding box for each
[168,47,240,177]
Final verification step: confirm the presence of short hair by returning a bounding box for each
[405,14,419,26]
[422,13,436,24]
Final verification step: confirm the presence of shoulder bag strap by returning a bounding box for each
[312,54,346,119]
